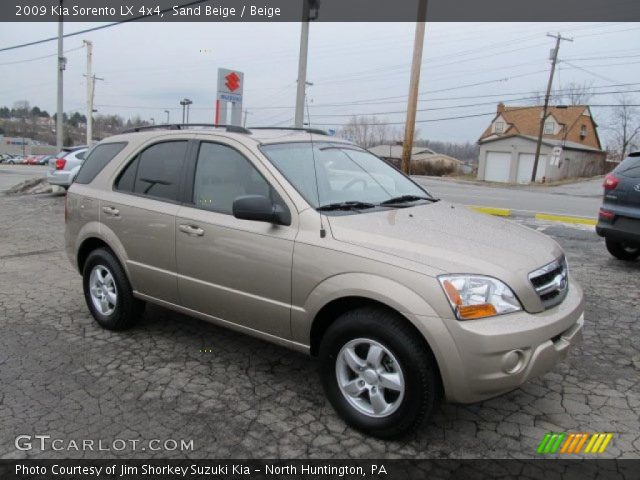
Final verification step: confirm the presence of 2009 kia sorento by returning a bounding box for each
[65,125,584,438]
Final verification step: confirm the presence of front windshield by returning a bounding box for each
[260,142,432,208]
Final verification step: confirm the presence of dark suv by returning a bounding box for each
[596,152,640,261]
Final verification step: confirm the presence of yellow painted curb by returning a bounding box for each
[470,206,511,216]
[535,213,597,226]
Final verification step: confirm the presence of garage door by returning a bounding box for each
[484,152,511,182]
[516,153,547,184]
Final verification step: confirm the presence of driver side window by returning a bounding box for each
[193,142,285,215]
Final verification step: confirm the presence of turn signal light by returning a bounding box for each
[458,304,498,319]
[55,158,66,170]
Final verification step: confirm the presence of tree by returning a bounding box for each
[30,106,41,117]
[338,116,401,148]
[604,94,640,161]
[530,81,594,106]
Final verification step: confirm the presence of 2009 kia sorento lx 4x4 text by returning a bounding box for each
[65,125,584,438]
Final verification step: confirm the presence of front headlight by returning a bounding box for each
[438,275,522,320]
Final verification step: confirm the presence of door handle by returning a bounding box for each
[179,224,205,236]
[102,206,120,217]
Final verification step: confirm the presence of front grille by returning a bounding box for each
[529,256,569,309]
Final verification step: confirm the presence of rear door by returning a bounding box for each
[175,139,297,339]
[99,139,190,304]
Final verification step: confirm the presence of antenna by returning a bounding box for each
[305,91,326,238]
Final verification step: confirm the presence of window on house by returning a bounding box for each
[494,121,504,133]
[543,121,554,135]
[580,125,587,138]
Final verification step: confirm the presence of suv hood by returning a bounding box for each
[327,201,563,279]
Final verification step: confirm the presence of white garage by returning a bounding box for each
[516,153,547,184]
[483,151,511,183]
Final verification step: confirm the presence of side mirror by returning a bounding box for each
[232,195,291,226]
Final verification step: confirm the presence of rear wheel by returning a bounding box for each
[319,307,440,438]
[82,248,145,330]
[606,238,640,261]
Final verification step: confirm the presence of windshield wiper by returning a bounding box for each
[379,194,434,205]
[317,201,376,211]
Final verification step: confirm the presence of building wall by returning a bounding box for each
[478,137,605,183]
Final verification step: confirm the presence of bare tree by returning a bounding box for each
[339,116,394,148]
[604,94,640,161]
[559,81,595,105]
[529,81,594,106]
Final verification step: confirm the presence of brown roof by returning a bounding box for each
[479,104,602,150]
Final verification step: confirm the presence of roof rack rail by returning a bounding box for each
[250,126,329,136]
[121,124,252,134]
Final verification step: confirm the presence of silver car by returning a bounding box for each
[47,146,88,189]
[65,125,584,438]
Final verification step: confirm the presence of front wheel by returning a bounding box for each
[319,307,440,438]
[606,238,640,261]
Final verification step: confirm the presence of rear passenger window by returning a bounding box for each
[75,143,127,184]
[115,141,187,202]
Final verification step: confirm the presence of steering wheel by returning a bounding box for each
[342,178,366,191]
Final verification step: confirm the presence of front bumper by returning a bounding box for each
[437,280,584,404]
[46,169,74,187]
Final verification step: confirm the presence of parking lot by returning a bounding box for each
[0,191,638,460]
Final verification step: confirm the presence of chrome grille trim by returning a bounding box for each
[529,256,569,309]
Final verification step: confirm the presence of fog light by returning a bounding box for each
[502,350,525,374]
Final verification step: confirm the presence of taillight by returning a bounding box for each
[603,173,619,191]
[55,158,66,170]
[599,208,614,221]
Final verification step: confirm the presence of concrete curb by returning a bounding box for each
[468,205,597,226]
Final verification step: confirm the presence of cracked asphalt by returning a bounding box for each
[0,192,638,460]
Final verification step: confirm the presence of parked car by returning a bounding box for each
[2,154,22,164]
[596,152,640,261]
[65,126,584,438]
[46,146,88,189]
[24,155,45,165]
[38,155,54,166]
[0,153,13,164]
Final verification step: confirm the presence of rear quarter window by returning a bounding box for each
[74,143,127,184]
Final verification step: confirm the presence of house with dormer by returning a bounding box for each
[476,103,606,183]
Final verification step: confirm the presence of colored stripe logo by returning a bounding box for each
[537,432,613,454]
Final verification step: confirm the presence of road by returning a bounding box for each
[413,176,603,219]
[0,192,638,460]
[0,165,48,192]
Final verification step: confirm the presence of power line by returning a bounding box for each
[0,45,83,66]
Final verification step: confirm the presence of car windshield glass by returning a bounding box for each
[616,155,640,178]
[260,142,433,209]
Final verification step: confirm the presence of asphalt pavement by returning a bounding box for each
[0,192,638,460]
[413,176,603,219]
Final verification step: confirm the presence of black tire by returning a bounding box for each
[605,238,640,261]
[319,307,440,438]
[82,248,145,330]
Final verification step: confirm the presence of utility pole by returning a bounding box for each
[56,0,65,151]
[531,32,573,182]
[400,0,428,174]
[186,100,192,123]
[83,40,93,145]
[294,0,319,128]
[242,109,251,127]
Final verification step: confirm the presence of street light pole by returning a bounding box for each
[83,40,93,145]
[56,0,65,151]
[294,0,318,128]
[164,110,170,123]
[531,32,573,183]
[400,0,428,174]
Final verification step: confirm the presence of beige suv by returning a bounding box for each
[65,125,584,438]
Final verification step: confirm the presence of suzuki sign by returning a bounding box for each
[216,68,244,126]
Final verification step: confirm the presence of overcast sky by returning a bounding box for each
[1,21,639,144]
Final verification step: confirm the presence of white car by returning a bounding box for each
[47,146,88,189]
